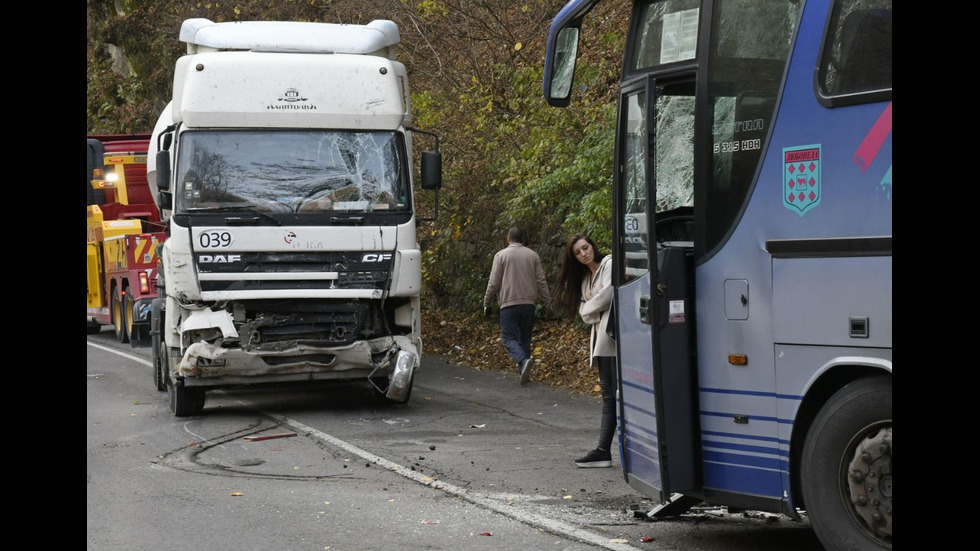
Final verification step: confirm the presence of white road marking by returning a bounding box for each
[272,414,648,551]
[88,341,152,367]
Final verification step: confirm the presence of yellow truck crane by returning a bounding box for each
[86,134,167,346]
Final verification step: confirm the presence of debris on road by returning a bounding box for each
[243,432,297,442]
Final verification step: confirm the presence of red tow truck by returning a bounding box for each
[86,134,167,346]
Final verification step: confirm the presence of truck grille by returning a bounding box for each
[196,251,393,292]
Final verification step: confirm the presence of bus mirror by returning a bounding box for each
[420,151,442,190]
[546,26,579,106]
[155,150,171,191]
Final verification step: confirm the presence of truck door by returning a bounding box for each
[614,75,700,504]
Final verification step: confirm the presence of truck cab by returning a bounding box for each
[149,18,442,416]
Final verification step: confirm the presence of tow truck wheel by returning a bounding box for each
[112,287,129,343]
[801,375,891,551]
[124,286,140,347]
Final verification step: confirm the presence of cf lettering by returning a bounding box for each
[363,253,393,262]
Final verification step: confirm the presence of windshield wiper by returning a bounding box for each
[329,214,365,225]
[185,205,282,226]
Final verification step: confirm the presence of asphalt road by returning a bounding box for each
[87,327,823,551]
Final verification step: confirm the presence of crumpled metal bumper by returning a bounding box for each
[175,334,418,390]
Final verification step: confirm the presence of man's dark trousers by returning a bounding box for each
[499,304,534,366]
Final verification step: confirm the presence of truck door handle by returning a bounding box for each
[639,295,650,325]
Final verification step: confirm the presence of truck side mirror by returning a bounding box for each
[157,191,173,211]
[420,151,442,190]
[156,150,171,191]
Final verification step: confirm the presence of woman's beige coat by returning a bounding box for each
[579,255,616,365]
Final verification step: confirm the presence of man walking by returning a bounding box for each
[484,226,552,385]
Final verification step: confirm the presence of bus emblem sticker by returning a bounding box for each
[783,145,821,216]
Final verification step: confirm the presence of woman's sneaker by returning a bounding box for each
[574,448,612,468]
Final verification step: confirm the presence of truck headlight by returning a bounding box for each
[385,350,416,402]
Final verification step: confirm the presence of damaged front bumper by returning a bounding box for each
[174,334,417,401]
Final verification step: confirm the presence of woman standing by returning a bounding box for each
[552,234,616,468]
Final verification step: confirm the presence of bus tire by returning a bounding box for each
[801,374,891,551]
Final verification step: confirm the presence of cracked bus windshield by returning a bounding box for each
[176,130,410,214]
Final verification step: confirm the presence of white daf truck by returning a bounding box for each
[147,18,442,416]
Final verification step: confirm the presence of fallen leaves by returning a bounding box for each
[421,307,599,396]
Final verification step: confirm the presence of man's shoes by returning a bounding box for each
[574,448,612,468]
[519,357,533,385]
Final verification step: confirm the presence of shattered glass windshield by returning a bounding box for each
[175,130,410,214]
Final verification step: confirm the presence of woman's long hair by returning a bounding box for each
[551,234,605,318]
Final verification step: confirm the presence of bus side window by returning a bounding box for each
[837,9,892,94]
[817,1,892,104]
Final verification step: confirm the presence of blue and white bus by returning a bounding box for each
[543,1,891,550]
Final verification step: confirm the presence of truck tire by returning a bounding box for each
[801,375,891,551]
[151,300,166,391]
[153,338,168,392]
[124,285,141,347]
[112,287,129,343]
[168,375,205,417]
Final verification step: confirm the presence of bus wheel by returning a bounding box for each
[112,287,129,343]
[801,375,891,551]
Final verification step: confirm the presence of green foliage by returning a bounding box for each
[504,101,615,253]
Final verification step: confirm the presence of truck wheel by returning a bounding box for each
[153,339,168,392]
[112,287,129,343]
[124,286,140,347]
[801,375,891,551]
[168,375,205,417]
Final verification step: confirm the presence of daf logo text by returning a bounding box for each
[199,254,242,263]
